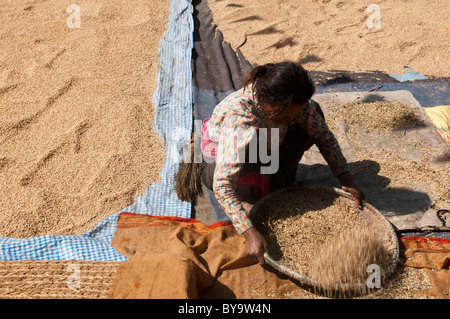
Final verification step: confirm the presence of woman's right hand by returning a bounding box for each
[243,226,269,265]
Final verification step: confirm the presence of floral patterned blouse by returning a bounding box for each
[205,86,349,234]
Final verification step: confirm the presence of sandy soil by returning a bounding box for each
[0,0,168,238]
[207,0,449,78]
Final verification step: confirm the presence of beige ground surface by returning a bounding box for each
[0,0,168,238]
[207,0,449,78]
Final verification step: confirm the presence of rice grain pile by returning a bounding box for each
[254,190,391,294]
[333,100,426,131]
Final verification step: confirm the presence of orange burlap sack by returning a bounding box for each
[106,213,298,299]
[107,213,450,299]
[400,236,450,299]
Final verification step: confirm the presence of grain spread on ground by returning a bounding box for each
[328,101,450,212]
[0,0,168,238]
[207,0,449,78]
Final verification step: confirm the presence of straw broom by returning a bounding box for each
[175,133,203,205]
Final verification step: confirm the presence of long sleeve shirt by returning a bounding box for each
[206,86,349,234]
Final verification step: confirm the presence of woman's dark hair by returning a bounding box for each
[242,62,315,114]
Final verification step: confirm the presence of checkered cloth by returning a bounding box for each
[0,0,194,261]
[0,213,126,261]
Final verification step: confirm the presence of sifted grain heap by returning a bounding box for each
[333,100,426,131]
[254,190,390,293]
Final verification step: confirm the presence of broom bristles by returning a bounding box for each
[175,134,203,205]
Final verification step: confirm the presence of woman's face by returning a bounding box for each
[264,101,308,125]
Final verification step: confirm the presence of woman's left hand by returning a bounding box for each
[338,172,365,210]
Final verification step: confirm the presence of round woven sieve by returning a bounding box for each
[250,185,399,292]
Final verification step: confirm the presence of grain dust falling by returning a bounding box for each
[309,225,390,296]
[254,190,392,296]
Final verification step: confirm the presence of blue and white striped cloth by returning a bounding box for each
[0,0,194,261]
